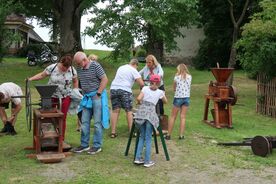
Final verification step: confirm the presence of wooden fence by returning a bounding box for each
[257,75,276,118]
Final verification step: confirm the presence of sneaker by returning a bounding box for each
[134,159,144,165]
[87,147,102,155]
[6,125,17,136]
[144,161,155,168]
[72,146,90,153]
[9,127,17,135]
[179,135,185,140]
[164,135,171,140]
[0,124,8,133]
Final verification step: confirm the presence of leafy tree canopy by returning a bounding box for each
[85,0,198,59]
[236,0,276,78]
[19,0,99,54]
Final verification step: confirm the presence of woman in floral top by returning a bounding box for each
[29,55,78,141]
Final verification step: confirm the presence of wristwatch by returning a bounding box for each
[96,92,101,97]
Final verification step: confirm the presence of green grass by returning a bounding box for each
[84,49,112,60]
[0,57,276,184]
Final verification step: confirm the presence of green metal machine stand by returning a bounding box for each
[125,121,170,161]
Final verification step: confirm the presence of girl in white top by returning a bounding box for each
[134,74,167,167]
[166,64,192,140]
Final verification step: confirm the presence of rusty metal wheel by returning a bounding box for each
[251,136,271,157]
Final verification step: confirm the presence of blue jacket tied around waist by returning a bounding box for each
[78,89,110,129]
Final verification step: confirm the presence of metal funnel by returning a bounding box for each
[210,68,234,83]
[35,85,58,98]
[35,85,58,110]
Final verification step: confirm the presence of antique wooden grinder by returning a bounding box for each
[203,68,237,128]
[26,85,66,163]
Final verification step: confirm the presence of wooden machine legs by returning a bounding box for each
[203,96,233,128]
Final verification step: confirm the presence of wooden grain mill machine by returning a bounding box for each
[203,68,238,128]
[25,85,67,163]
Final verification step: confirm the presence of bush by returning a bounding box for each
[193,39,231,70]
[17,43,43,57]
[17,43,58,57]
[236,0,276,78]
[135,48,147,57]
[135,48,147,62]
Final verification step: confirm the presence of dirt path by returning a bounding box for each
[163,137,276,184]
[34,138,276,184]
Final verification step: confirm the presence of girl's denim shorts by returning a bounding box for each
[173,97,190,107]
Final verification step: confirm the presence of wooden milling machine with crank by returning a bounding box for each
[203,67,238,128]
[25,85,71,163]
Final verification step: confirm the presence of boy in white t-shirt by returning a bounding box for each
[133,74,167,168]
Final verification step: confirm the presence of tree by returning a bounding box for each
[21,0,59,42]
[236,0,276,79]
[20,0,99,55]
[227,0,250,85]
[193,0,258,70]
[227,0,250,69]
[85,0,198,63]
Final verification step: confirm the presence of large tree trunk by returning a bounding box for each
[228,26,238,68]
[146,24,164,64]
[52,0,83,55]
[51,16,59,43]
[227,0,249,85]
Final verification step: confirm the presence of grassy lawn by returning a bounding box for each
[0,55,276,184]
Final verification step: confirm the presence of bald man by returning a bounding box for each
[73,51,108,154]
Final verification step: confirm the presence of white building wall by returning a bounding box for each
[164,27,205,65]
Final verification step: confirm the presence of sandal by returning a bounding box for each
[110,133,118,138]
[164,135,171,140]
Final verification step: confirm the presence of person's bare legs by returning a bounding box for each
[167,106,179,137]
[11,108,17,126]
[126,111,133,132]
[179,105,188,137]
[0,107,7,126]
[111,108,120,135]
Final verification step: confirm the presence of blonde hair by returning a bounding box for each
[176,63,190,79]
[88,54,98,61]
[145,54,159,67]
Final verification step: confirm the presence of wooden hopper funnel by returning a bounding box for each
[210,68,234,85]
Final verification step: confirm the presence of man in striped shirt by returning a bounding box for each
[73,51,108,155]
